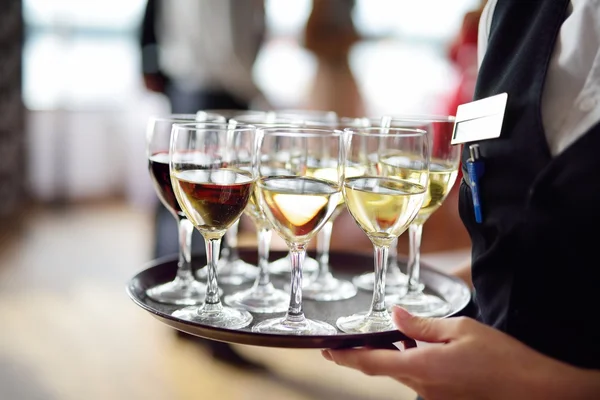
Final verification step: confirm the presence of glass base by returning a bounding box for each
[196,258,257,285]
[386,292,451,318]
[172,303,253,330]
[336,310,396,334]
[293,274,357,301]
[252,315,338,335]
[224,284,289,314]
[269,255,318,275]
[145,278,206,306]
[353,270,414,294]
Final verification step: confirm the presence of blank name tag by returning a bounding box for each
[451,93,508,145]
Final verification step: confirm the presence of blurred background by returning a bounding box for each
[0,0,478,398]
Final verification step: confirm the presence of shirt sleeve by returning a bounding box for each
[477,0,497,69]
[200,0,267,105]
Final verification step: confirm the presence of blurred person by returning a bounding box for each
[141,0,269,114]
[139,0,269,371]
[140,0,268,262]
[0,1,25,219]
[441,0,486,117]
[323,1,600,399]
[302,0,365,117]
[426,0,486,231]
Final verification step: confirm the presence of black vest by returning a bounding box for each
[459,0,600,369]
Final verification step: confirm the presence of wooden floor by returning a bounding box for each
[0,201,424,400]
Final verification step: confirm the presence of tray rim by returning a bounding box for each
[126,250,471,349]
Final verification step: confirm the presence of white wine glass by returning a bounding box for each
[385,116,461,317]
[169,123,257,329]
[193,110,264,285]
[222,127,293,314]
[268,109,337,279]
[222,112,316,313]
[310,117,409,298]
[309,117,410,295]
[275,109,338,124]
[198,109,266,121]
[287,117,370,301]
[336,127,429,333]
[145,114,224,305]
[252,127,343,335]
[232,112,322,276]
[350,116,439,295]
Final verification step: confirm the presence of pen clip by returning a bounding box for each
[467,144,483,223]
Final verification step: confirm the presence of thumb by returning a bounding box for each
[392,306,453,343]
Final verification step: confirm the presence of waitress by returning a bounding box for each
[322,0,600,398]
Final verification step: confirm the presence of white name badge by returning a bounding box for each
[451,93,508,145]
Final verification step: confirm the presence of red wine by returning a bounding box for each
[172,169,254,238]
[148,152,183,217]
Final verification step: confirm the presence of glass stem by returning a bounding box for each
[370,244,389,314]
[252,226,273,289]
[175,217,195,285]
[284,244,307,322]
[406,223,424,295]
[315,221,333,280]
[387,237,404,279]
[224,219,240,262]
[203,238,222,308]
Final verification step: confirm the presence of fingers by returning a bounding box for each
[321,348,417,378]
[321,309,478,380]
[392,306,456,343]
[322,349,425,394]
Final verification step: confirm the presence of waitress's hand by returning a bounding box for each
[322,307,593,400]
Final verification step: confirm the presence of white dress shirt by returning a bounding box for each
[157,0,266,105]
[478,0,600,156]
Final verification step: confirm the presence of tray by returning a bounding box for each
[126,250,471,349]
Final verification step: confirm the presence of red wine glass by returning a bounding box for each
[145,113,224,305]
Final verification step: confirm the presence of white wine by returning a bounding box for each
[380,155,457,225]
[414,163,458,224]
[258,176,342,245]
[306,165,364,221]
[343,176,425,247]
[245,189,268,228]
[243,166,289,229]
[380,153,429,187]
[306,165,364,183]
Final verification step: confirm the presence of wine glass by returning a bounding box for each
[231,112,322,276]
[145,114,224,305]
[275,109,338,124]
[252,127,343,335]
[213,110,303,285]
[336,127,429,333]
[385,116,461,317]
[350,116,440,295]
[222,128,292,314]
[193,110,265,285]
[198,109,266,120]
[170,122,257,329]
[286,117,369,301]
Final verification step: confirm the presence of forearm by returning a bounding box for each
[529,361,600,399]
[569,369,600,399]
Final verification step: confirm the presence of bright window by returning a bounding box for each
[23,0,480,112]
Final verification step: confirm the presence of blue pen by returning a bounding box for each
[466,144,484,223]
